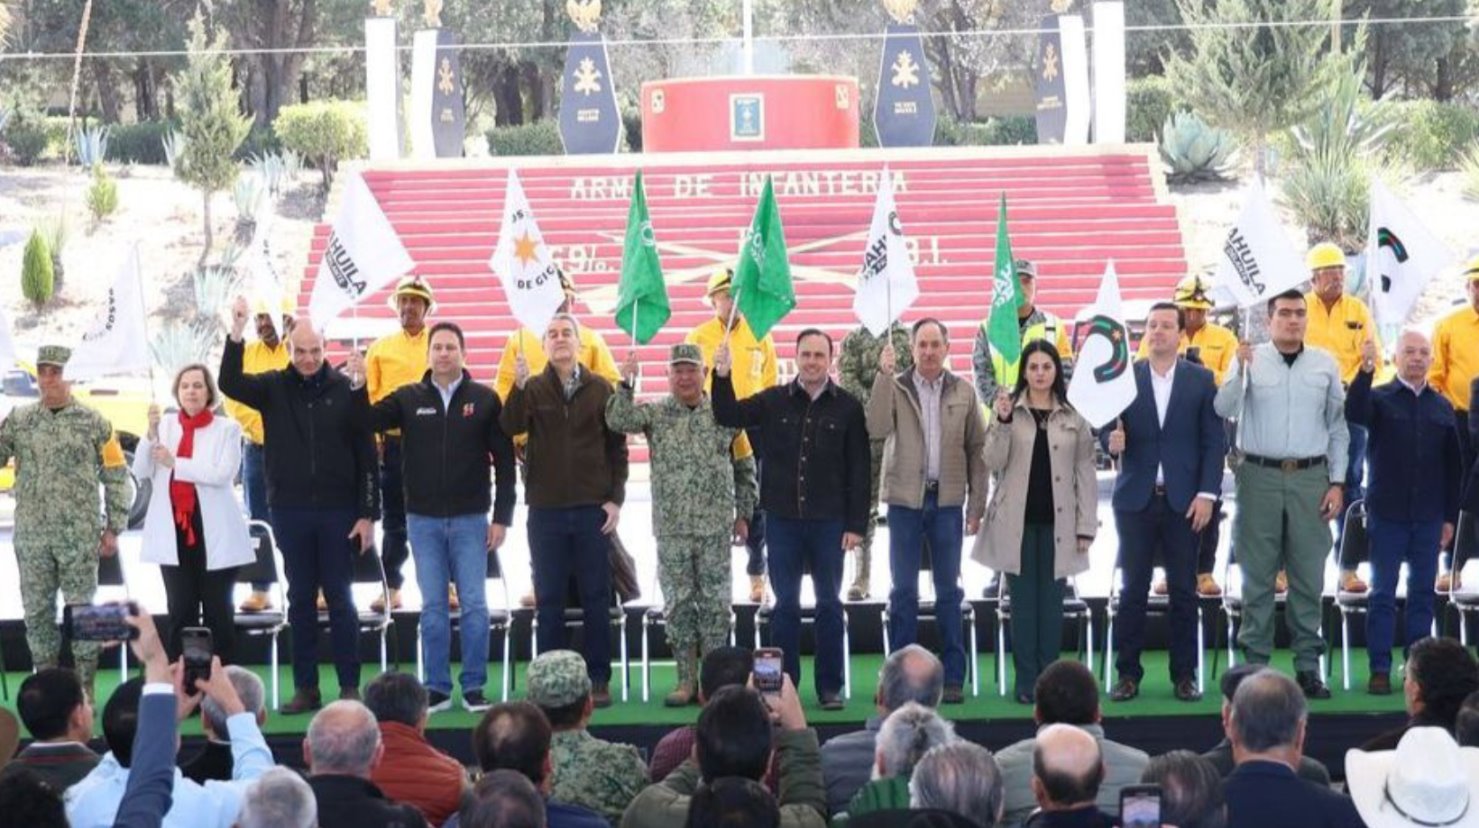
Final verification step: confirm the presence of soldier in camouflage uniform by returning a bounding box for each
[527,649,649,823]
[838,322,912,600]
[606,344,758,707]
[0,345,132,700]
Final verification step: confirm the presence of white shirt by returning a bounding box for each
[911,370,945,482]
[1149,359,1175,486]
[434,374,464,410]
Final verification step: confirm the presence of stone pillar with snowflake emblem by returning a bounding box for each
[558,0,621,154]
[872,0,936,147]
[410,0,467,159]
[1035,2,1092,146]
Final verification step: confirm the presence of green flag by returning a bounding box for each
[614,170,669,345]
[733,175,795,339]
[986,192,1023,372]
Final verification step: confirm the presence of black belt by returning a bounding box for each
[1243,454,1325,472]
[1152,484,1168,496]
[924,480,940,492]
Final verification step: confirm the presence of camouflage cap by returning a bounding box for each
[36,345,71,367]
[669,343,703,366]
[526,650,591,708]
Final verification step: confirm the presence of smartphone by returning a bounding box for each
[63,602,139,642]
[1119,784,1162,828]
[753,647,784,696]
[181,627,214,691]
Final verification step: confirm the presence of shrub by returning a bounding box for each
[620,105,642,153]
[273,100,368,191]
[1381,100,1479,171]
[934,116,1037,147]
[36,214,67,291]
[110,121,174,165]
[86,163,119,224]
[1128,75,1179,143]
[485,120,564,157]
[1462,145,1479,201]
[4,108,49,165]
[235,122,281,161]
[1159,111,1238,183]
[21,231,54,308]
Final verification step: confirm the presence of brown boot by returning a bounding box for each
[666,647,698,707]
[519,590,536,609]
[282,687,323,715]
[848,545,871,600]
[1196,573,1223,597]
[238,590,272,613]
[1275,570,1289,594]
[664,681,696,707]
[1439,571,1461,593]
[1339,569,1368,594]
[1369,671,1392,695]
[315,590,328,613]
[448,584,460,612]
[749,575,766,604]
[370,588,402,612]
[1152,580,1169,596]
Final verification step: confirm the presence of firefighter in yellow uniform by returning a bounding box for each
[364,275,437,611]
[1136,274,1238,597]
[225,296,293,613]
[685,268,779,603]
[1429,255,1479,591]
[1303,242,1383,595]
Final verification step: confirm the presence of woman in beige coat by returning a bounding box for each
[971,340,1098,703]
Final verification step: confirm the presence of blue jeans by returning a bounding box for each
[407,513,489,695]
[1336,423,1368,567]
[1366,514,1443,673]
[767,515,845,697]
[887,492,966,685]
[271,507,361,691]
[242,441,271,591]
[527,506,612,684]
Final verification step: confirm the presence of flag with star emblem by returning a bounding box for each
[732,176,795,339]
[307,172,415,331]
[614,170,669,345]
[489,167,566,335]
[985,193,1024,376]
[1067,260,1137,428]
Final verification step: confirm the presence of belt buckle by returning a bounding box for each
[1280,459,1298,473]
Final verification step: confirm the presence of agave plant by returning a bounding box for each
[193,263,242,325]
[1158,112,1239,183]
[74,123,111,168]
[1461,145,1479,202]
[233,172,265,244]
[161,129,188,170]
[149,320,219,376]
[249,151,287,197]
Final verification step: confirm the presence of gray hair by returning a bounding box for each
[875,702,955,779]
[237,767,317,828]
[545,313,581,339]
[1229,670,1306,753]
[910,742,1005,828]
[1141,751,1227,828]
[364,672,428,728]
[201,666,264,738]
[306,700,382,777]
[879,644,944,712]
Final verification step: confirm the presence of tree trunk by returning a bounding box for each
[1435,56,1454,102]
[521,61,545,121]
[199,190,213,269]
[494,63,523,126]
[1368,33,1387,98]
[92,60,120,123]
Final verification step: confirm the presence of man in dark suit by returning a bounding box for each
[1200,664,1331,785]
[1223,670,1362,828]
[1105,302,1226,702]
[304,700,428,828]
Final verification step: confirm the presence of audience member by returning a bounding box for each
[843,703,955,821]
[1454,689,1479,747]
[466,701,605,828]
[0,709,15,766]
[1026,724,1115,828]
[649,646,758,784]
[0,668,100,791]
[821,644,944,815]
[458,770,547,828]
[0,768,68,828]
[181,666,265,784]
[1200,664,1332,785]
[908,742,1005,828]
[1347,726,1479,828]
[994,661,1148,825]
[1362,636,1479,751]
[1140,751,1226,828]
[364,672,467,826]
[303,700,428,828]
[1222,670,1361,828]
[685,777,780,828]
[114,607,193,828]
[237,767,318,828]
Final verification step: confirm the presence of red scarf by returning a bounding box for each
[170,408,214,547]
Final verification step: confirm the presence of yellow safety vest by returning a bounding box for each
[988,314,1067,390]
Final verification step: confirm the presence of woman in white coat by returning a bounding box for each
[134,363,254,662]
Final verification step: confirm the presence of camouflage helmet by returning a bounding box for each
[526,650,591,709]
[36,345,72,368]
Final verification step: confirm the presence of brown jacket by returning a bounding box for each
[369,721,467,827]
[865,368,987,521]
[971,397,1098,579]
[500,364,629,508]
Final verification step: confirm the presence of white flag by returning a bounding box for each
[307,173,414,331]
[1215,179,1306,307]
[243,207,291,340]
[0,303,17,374]
[1067,260,1138,428]
[489,168,565,335]
[68,245,151,381]
[853,168,920,336]
[1366,177,1455,330]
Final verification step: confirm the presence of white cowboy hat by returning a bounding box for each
[1347,727,1479,828]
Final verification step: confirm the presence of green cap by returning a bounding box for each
[36,345,71,368]
[669,343,704,366]
[526,650,591,708]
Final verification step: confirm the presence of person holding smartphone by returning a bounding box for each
[135,364,255,663]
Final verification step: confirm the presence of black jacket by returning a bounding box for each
[356,370,517,524]
[1224,760,1362,828]
[712,374,870,534]
[219,337,377,518]
[179,740,233,785]
[1201,739,1331,786]
[308,774,428,828]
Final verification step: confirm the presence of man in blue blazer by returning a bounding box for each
[1105,302,1226,702]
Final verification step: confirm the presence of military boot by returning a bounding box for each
[665,647,698,707]
[847,545,872,601]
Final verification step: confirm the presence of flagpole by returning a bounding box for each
[133,243,157,404]
[724,285,741,346]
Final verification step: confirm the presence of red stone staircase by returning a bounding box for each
[303,146,1187,396]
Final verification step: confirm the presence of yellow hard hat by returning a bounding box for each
[1305,242,1346,272]
[388,274,436,313]
[705,268,734,299]
[1173,274,1214,310]
[1463,254,1479,282]
[251,294,296,316]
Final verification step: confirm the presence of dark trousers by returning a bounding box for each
[1196,499,1224,575]
[1367,515,1443,673]
[271,506,361,691]
[1448,409,1477,574]
[1114,495,1199,682]
[528,505,612,684]
[1336,424,1369,568]
[1007,523,1063,696]
[379,438,409,590]
[242,441,271,591]
[887,491,966,686]
[767,515,845,697]
[746,427,766,577]
[161,510,237,663]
